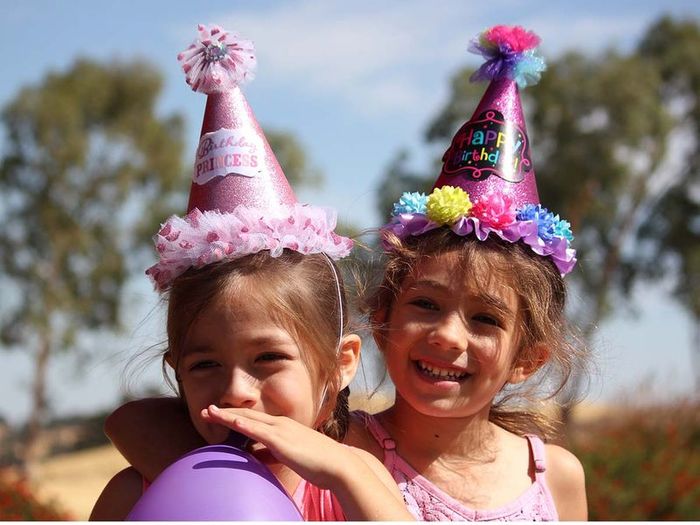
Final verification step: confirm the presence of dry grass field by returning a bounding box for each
[35,444,129,520]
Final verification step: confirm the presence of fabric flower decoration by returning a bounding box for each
[517,204,556,240]
[470,192,517,229]
[426,186,472,225]
[552,216,574,241]
[177,24,257,94]
[393,192,428,216]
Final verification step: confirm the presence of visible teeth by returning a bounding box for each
[417,361,468,380]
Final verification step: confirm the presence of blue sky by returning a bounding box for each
[0,0,698,425]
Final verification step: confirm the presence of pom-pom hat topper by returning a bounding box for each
[146,24,352,291]
[384,25,576,275]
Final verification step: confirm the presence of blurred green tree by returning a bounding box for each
[0,58,323,477]
[266,129,323,188]
[0,58,187,477]
[375,16,700,424]
[635,18,700,391]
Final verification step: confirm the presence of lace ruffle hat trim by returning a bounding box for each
[146,24,352,291]
[381,26,576,276]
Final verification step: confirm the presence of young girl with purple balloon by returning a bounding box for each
[105,25,590,521]
[90,24,412,522]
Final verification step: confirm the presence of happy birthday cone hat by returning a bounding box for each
[383,25,576,275]
[433,25,544,206]
[145,24,352,291]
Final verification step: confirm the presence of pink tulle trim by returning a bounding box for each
[147,205,353,291]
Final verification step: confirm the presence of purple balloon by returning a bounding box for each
[126,433,302,521]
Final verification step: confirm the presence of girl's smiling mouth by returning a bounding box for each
[415,360,470,381]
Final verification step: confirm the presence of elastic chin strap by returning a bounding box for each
[316,253,344,421]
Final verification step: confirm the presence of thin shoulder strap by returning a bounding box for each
[525,434,547,479]
[356,411,398,467]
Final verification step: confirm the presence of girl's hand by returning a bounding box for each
[202,405,346,489]
[202,405,413,521]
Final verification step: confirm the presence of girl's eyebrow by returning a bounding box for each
[409,279,515,318]
[180,344,214,357]
[246,335,298,348]
[478,293,516,319]
[183,334,296,355]
[409,278,451,291]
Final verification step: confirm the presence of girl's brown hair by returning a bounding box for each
[163,250,352,441]
[365,228,588,438]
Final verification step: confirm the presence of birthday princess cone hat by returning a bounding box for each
[180,24,295,213]
[383,25,576,275]
[146,24,352,291]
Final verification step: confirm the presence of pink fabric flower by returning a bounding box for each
[177,24,257,94]
[470,193,517,229]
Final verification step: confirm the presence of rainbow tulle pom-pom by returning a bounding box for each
[469,25,546,87]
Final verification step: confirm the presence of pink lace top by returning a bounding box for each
[292,479,346,521]
[357,411,559,521]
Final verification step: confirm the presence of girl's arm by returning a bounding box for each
[89,467,143,521]
[545,444,588,521]
[105,397,205,481]
[203,406,413,521]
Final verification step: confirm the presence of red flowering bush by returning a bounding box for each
[572,400,699,520]
[0,477,71,521]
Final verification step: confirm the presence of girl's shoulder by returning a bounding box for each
[90,466,144,520]
[542,442,585,485]
[542,442,587,520]
[338,440,406,504]
[344,411,386,461]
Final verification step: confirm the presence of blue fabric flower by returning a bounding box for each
[393,192,428,216]
[552,216,574,241]
[517,204,556,240]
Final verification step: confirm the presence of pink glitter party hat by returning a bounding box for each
[382,25,576,275]
[146,24,352,291]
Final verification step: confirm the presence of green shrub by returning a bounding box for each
[572,400,700,520]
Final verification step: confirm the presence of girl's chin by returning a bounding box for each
[198,424,232,445]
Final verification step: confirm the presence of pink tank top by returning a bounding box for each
[292,479,346,521]
[357,411,559,521]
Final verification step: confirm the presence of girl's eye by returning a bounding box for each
[410,298,439,311]
[473,314,500,327]
[189,360,219,371]
[255,352,288,363]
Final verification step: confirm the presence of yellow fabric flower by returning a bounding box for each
[426,186,472,225]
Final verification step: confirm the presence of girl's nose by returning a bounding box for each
[218,370,258,409]
[426,313,468,352]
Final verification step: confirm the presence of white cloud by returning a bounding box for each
[216,0,473,116]
[199,1,677,118]
[524,9,653,57]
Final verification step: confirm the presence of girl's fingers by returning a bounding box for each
[203,406,283,444]
[207,405,278,424]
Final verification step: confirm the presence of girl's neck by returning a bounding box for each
[380,395,502,464]
[252,446,302,497]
